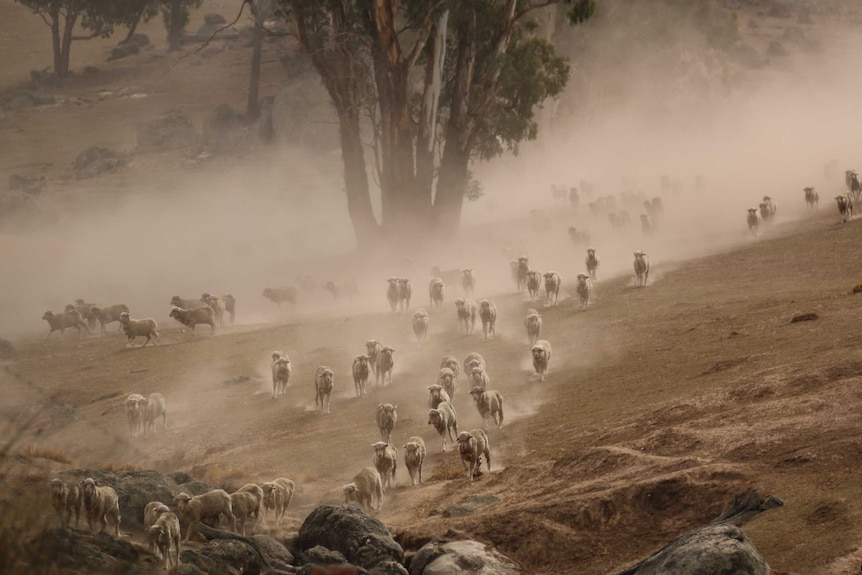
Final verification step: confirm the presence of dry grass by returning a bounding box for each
[22,446,72,465]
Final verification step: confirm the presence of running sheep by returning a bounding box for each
[201,292,236,324]
[403,437,426,486]
[169,306,217,337]
[376,346,395,386]
[543,271,561,305]
[271,352,291,398]
[469,386,504,429]
[342,467,383,512]
[371,442,398,492]
[50,478,82,529]
[526,271,541,300]
[524,309,542,345]
[456,429,491,482]
[455,298,477,335]
[461,269,476,296]
[531,340,552,382]
[428,278,445,309]
[89,304,130,334]
[315,366,334,414]
[125,393,147,437]
[438,367,457,399]
[479,300,497,339]
[427,384,451,409]
[397,278,413,311]
[428,401,458,452]
[633,252,650,287]
[585,248,599,280]
[144,393,166,435]
[119,312,159,347]
[81,477,121,536]
[412,309,429,342]
[261,478,295,525]
[352,355,370,398]
[171,489,235,542]
[146,509,180,570]
[376,403,398,444]
[366,340,383,375]
[576,273,592,311]
[42,309,90,340]
[386,278,399,312]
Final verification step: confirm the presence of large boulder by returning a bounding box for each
[108,43,139,61]
[24,527,141,573]
[296,505,407,575]
[136,111,199,151]
[203,104,245,152]
[409,539,522,575]
[8,174,45,194]
[189,14,239,43]
[73,146,128,179]
[0,337,17,359]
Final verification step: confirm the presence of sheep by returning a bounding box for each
[118,312,159,347]
[531,340,552,382]
[576,273,592,311]
[235,483,264,524]
[68,299,98,330]
[836,194,854,223]
[461,269,476,296]
[366,340,384,375]
[412,309,429,342]
[479,300,497,339]
[509,260,521,290]
[430,266,462,287]
[169,296,199,309]
[456,429,491,482]
[144,501,171,529]
[759,197,777,226]
[428,401,458,452]
[746,208,760,236]
[42,309,90,340]
[352,355,370,398]
[568,227,591,246]
[585,248,599,280]
[440,356,460,380]
[804,186,819,208]
[145,510,180,571]
[271,352,291,398]
[386,278,399,312]
[169,305,216,336]
[171,489,235,542]
[438,367,457,400]
[144,393,166,434]
[469,366,490,390]
[455,298,477,335]
[203,296,226,326]
[125,393,147,437]
[376,346,395,386]
[569,186,579,208]
[80,477,121,536]
[516,256,530,291]
[403,437,426,486]
[543,271,561,305]
[526,271,542,300]
[376,403,398,444]
[230,490,259,536]
[428,278,445,310]
[342,467,383,512]
[89,304,130,334]
[633,252,650,287]
[427,383,451,409]
[314,366,334,414]
[261,478,295,525]
[397,278,413,311]
[463,352,486,374]
[524,309,542,345]
[50,478,82,528]
[262,286,297,307]
[371,442,398,493]
[201,292,236,325]
[469,386,504,429]
[846,170,861,201]
[324,280,340,300]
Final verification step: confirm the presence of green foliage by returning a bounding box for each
[564,0,596,24]
[465,170,484,202]
[15,0,125,37]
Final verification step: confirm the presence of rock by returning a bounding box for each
[798,11,813,24]
[0,338,16,359]
[768,2,792,18]
[136,110,199,151]
[176,479,219,496]
[222,375,253,386]
[300,545,348,565]
[782,26,808,44]
[180,548,240,575]
[410,539,522,575]
[205,13,227,25]
[198,539,259,573]
[441,495,500,518]
[108,44,139,61]
[125,33,150,47]
[296,505,407,575]
[189,22,239,43]
[733,44,762,69]
[766,41,787,57]
[1,91,55,110]
[166,471,195,484]
[253,534,297,569]
[790,312,818,323]
[73,146,128,179]
[83,66,100,75]
[26,527,141,573]
[203,104,245,152]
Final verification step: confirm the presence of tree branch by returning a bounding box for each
[403,0,448,70]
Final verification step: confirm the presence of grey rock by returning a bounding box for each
[83,66,100,75]
[50,404,81,428]
[441,495,500,518]
[205,13,227,25]
[1,91,55,110]
[767,41,787,57]
[768,2,792,18]
[0,337,16,359]
[253,534,297,569]
[74,146,128,179]
[136,110,199,151]
[410,539,521,575]
[300,545,348,565]
[26,527,141,573]
[180,548,240,575]
[108,44,139,61]
[9,174,44,193]
[296,505,406,574]
[203,104,245,152]
[189,22,239,43]
[125,33,150,47]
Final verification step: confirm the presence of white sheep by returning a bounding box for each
[386,278,399,312]
[343,467,383,512]
[314,366,334,414]
[524,309,542,345]
[376,346,395,386]
[438,367,457,400]
[428,278,445,309]
[144,501,171,529]
[50,478,82,528]
[836,194,854,223]
[543,271,561,305]
[576,273,592,311]
[803,187,818,208]
[403,437,426,486]
[262,286,297,307]
[479,300,497,339]
[172,489,235,542]
[412,309,429,342]
[366,340,384,375]
[371,442,398,493]
[461,269,476,296]
[397,278,413,311]
[440,356,460,380]
[526,270,541,300]
[125,393,147,437]
[455,298,477,335]
[118,312,159,347]
[201,292,236,324]
[516,256,530,291]
[633,251,650,287]
[456,429,491,482]
[747,208,760,236]
[469,366,490,390]
[169,305,217,336]
[80,477,121,536]
[204,296,227,326]
[531,340,552,382]
[271,352,291,398]
[428,401,458,452]
[144,393,166,435]
[261,478,295,525]
[376,403,398,444]
[89,304,130,334]
[352,355,370,398]
[230,490,259,536]
[146,509,180,570]
[42,309,90,340]
[235,483,264,523]
[585,248,599,280]
[469,386,504,429]
[169,296,199,309]
[427,383,451,410]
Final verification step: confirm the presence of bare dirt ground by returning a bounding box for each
[2,2,862,575]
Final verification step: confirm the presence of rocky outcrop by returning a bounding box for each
[136,111,200,151]
[73,146,129,179]
[409,538,521,575]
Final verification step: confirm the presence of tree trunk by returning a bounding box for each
[168,0,183,52]
[50,10,63,78]
[121,6,147,44]
[416,11,448,206]
[60,11,76,79]
[433,140,470,235]
[246,0,264,122]
[338,109,380,250]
